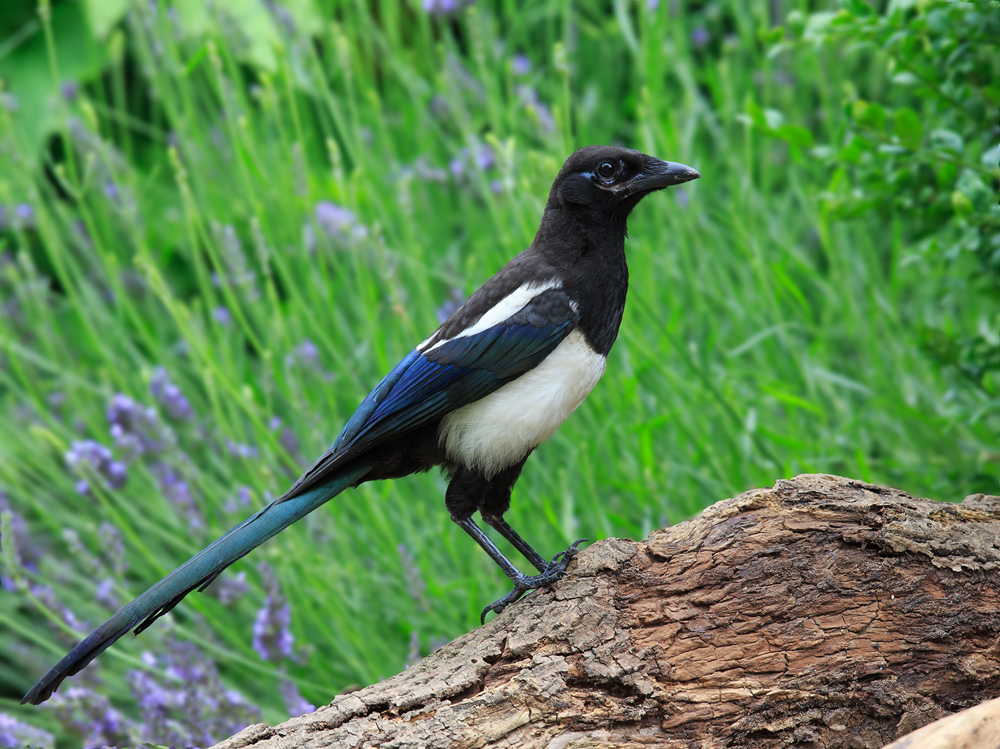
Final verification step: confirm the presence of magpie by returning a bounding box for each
[23,145,699,705]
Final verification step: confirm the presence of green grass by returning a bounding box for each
[0,0,995,746]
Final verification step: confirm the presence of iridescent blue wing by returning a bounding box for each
[280,287,577,500]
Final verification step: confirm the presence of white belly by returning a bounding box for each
[437,329,606,478]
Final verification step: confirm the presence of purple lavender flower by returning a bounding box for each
[314,200,368,242]
[0,712,55,748]
[127,637,261,746]
[106,458,127,486]
[284,338,322,371]
[314,201,351,228]
[208,569,251,606]
[511,53,531,76]
[224,485,254,514]
[447,144,498,184]
[236,485,253,506]
[0,490,41,590]
[212,305,232,325]
[95,578,118,610]
[253,563,295,661]
[61,80,79,102]
[253,597,294,661]
[279,679,315,717]
[269,415,300,457]
[30,584,88,645]
[423,0,474,13]
[126,667,171,739]
[65,439,111,470]
[152,463,202,528]
[107,394,167,457]
[65,439,128,494]
[150,367,193,421]
[691,27,711,46]
[475,144,495,170]
[281,426,300,457]
[49,686,128,748]
[226,439,259,459]
[294,337,319,366]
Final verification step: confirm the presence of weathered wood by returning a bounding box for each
[212,474,1000,749]
[882,696,1000,749]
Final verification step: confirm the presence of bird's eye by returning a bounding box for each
[596,161,617,180]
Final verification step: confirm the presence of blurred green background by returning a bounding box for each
[0,0,997,746]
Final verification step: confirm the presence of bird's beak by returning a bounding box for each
[631,159,701,192]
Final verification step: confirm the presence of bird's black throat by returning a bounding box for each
[530,205,631,357]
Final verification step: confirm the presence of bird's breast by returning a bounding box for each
[437,329,606,479]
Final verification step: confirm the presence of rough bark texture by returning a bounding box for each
[213,474,1000,749]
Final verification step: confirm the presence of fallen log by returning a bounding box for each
[882,695,1000,749]
[213,474,1000,749]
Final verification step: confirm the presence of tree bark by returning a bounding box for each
[212,474,1000,749]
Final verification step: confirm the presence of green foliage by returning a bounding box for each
[0,0,997,745]
[759,0,1000,416]
[0,1,108,162]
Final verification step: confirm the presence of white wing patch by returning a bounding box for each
[437,329,606,478]
[418,280,562,353]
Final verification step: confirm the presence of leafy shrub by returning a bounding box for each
[757,0,999,430]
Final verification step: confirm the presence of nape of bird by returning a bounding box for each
[23,145,699,705]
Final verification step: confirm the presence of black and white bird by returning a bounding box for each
[23,145,699,705]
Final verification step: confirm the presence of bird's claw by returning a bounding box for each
[551,538,588,564]
[479,539,588,624]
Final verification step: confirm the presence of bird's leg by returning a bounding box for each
[447,464,585,621]
[453,516,586,623]
[480,512,549,573]
[453,515,529,582]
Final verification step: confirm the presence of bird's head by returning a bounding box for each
[548,145,700,225]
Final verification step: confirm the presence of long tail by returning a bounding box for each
[22,460,373,705]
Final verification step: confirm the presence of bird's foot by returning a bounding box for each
[480,538,587,624]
